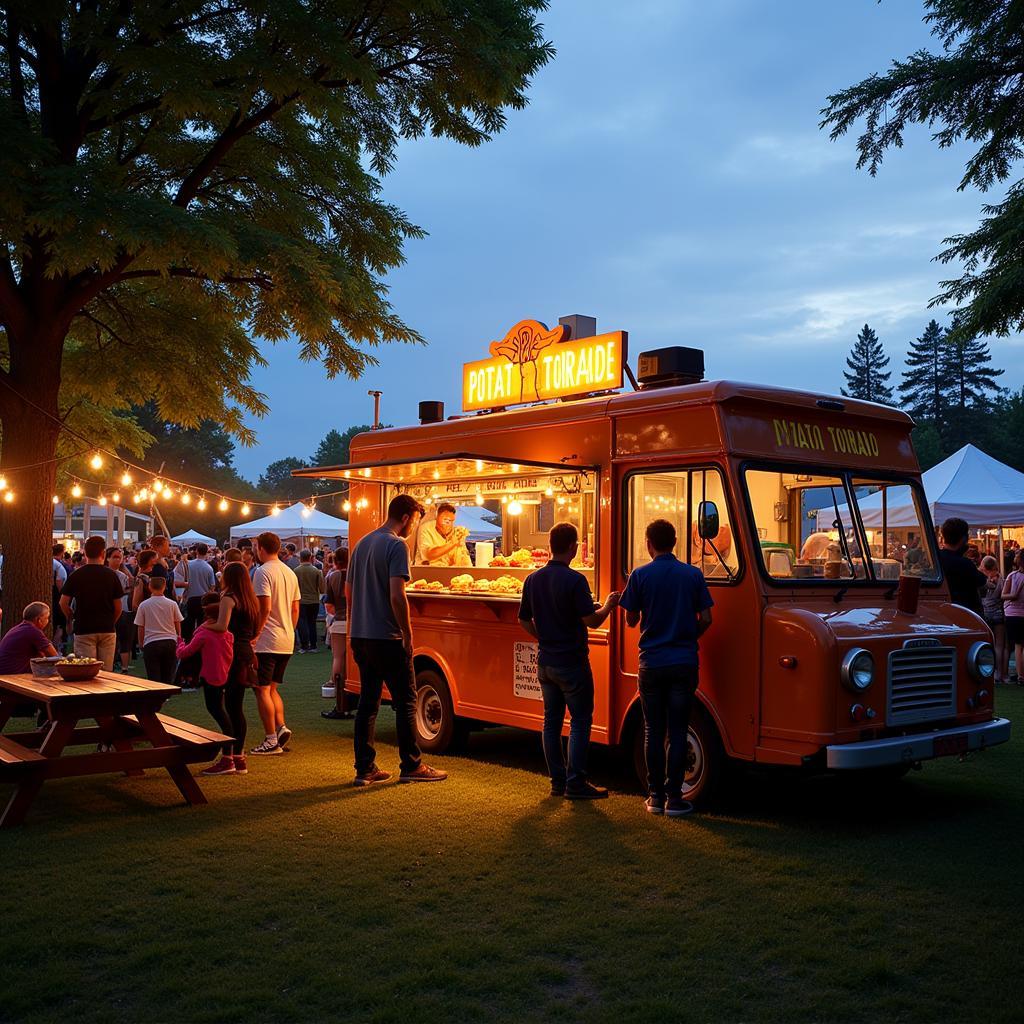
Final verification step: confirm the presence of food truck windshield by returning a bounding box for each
[744,466,940,584]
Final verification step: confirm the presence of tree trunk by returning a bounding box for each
[0,341,63,637]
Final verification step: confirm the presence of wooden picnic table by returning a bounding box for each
[0,670,232,828]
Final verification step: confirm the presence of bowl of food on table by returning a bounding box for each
[55,656,102,681]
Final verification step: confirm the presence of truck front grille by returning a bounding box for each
[887,647,956,725]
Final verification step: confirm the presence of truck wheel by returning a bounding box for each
[413,669,466,754]
[631,705,723,807]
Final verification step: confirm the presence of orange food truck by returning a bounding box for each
[295,316,1010,802]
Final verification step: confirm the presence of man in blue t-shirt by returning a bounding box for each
[620,518,714,818]
[519,522,619,799]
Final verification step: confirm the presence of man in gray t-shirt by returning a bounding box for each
[346,493,448,787]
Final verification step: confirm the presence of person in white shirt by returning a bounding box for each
[249,531,300,755]
[414,503,472,566]
[134,576,184,683]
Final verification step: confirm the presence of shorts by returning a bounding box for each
[328,619,347,636]
[256,652,291,686]
[115,611,135,654]
[1006,616,1024,647]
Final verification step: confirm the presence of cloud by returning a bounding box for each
[721,133,849,177]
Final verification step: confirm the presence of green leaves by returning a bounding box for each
[820,1,1024,347]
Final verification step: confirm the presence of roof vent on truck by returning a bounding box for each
[636,346,705,389]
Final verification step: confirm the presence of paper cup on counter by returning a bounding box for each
[475,542,494,568]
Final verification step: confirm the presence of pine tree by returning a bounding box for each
[899,320,948,423]
[941,335,1004,410]
[842,324,894,404]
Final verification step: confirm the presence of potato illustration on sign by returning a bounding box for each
[488,319,566,404]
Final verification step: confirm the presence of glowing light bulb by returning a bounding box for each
[112,492,120,503]
[52,494,59,505]
[301,504,313,518]
[98,495,108,506]
[197,497,207,511]
[342,500,351,513]
[133,493,142,505]
[475,460,484,472]
[241,503,250,516]
[218,498,228,512]
[475,493,484,506]
[511,464,520,473]
[0,476,7,490]
[181,492,191,505]
[424,496,433,506]
[508,500,523,516]
[501,495,508,504]
[362,468,371,477]
[153,479,163,493]
[343,470,351,479]
[139,488,149,501]
[71,483,83,498]
[557,496,566,506]
[90,453,103,470]
[270,505,280,517]
[545,487,554,497]
[3,491,13,503]
[121,471,132,487]
[432,469,440,480]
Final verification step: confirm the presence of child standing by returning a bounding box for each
[134,576,183,683]
[176,593,237,775]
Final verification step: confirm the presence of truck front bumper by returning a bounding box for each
[826,717,1011,770]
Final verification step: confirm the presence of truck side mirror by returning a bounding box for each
[697,501,720,540]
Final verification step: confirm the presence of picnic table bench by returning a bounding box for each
[0,671,232,828]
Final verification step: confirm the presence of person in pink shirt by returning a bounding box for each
[1001,551,1024,684]
[176,593,238,775]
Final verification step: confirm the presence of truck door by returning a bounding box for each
[615,463,757,760]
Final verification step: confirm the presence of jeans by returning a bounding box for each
[143,639,178,684]
[74,632,117,672]
[297,603,320,650]
[351,638,421,774]
[538,661,594,789]
[203,681,248,755]
[638,663,699,799]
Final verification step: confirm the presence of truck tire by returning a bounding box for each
[413,668,467,754]
[631,704,724,807]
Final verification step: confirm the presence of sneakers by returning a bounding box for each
[550,782,566,797]
[645,795,665,815]
[665,796,694,818]
[398,764,448,783]
[276,724,292,749]
[354,766,391,786]
[232,754,248,775]
[201,755,237,776]
[565,781,608,800]
[249,737,283,756]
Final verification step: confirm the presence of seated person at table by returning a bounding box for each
[0,602,58,673]
[414,503,472,566]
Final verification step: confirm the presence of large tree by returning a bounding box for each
[0,2,552,622]
[257,457,310,502]
[821,1,1024,341]
[899,319,948,424]
[842,323,894,404]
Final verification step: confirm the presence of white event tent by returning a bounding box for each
[171,528,217,546]
[454,505,502,542]
[817,445,1024,563]
[230,500,348,545]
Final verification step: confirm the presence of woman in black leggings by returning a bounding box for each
[203,562,260,775]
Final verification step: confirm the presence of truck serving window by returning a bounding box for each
[626,467,739,581]
[745,470,868,581]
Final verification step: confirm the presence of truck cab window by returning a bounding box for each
[627,467,738,581]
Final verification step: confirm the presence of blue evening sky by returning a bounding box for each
[232,0,1022,480]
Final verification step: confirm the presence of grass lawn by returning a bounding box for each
[1,649,1020,1024]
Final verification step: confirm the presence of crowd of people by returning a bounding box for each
[0,532,349,775]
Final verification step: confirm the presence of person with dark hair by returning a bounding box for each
[0,602,58,673]
[347,493,447,785]
[249,531,300,755]
[131,549,159,610]
[134,575,183,682]
[294,549,326,653]
[205,561,261,773]
[51,543,68,651]
[620,519,714,818]
[938,517,985,615]
[59,535,124,670]
[105,546,135,671]
[322,546,352,720]
[414,501,471,566]
[518,522,619,799]
[177,593,238,774]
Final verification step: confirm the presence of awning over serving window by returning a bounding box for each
[291,452,598,486]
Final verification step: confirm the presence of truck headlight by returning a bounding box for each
[967,641,995,683]
[841,648,874,692]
